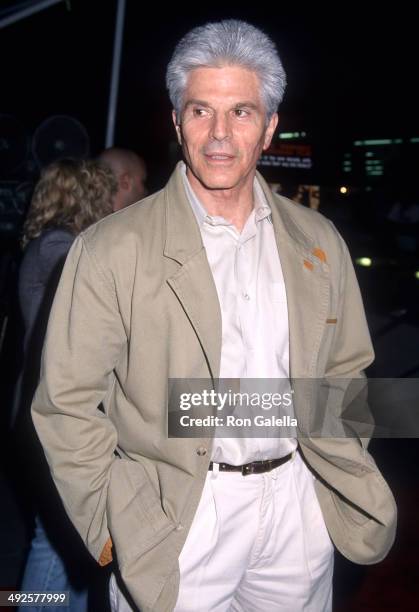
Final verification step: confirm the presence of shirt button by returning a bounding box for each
[243,293,250,300]
[196,446,207,456]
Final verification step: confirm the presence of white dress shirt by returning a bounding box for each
[182,163,297,464]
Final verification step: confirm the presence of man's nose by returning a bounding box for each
[210,113,231,141]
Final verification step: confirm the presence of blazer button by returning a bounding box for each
[196,446,207,456]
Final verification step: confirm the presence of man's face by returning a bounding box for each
[173,65,278,192]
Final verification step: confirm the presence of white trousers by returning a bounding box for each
[109,452,334,612]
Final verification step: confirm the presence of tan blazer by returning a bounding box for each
[32,163,396,612]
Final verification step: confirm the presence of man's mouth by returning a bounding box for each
[204,153,235,161]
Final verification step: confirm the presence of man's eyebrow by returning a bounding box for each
[183,100,260,110]
[233,102,259,110]
[184,99,211,108]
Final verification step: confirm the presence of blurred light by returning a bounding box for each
[279,132,302,139]
[340,186,348,194]
[415,271,419,280]
[356,257,372,267]
[365,139,391,145]
[354,139,395,146]
[410,138,419,143]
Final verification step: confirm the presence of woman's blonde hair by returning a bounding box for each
[22,158,117,248]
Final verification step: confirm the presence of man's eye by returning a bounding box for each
[234,109,248,117]
[193,108,208,117]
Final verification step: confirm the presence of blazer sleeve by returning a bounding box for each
[31,234,126,563]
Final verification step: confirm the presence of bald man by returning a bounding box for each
[98,147,147,211]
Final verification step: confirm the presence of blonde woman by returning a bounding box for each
[16,158,116,612]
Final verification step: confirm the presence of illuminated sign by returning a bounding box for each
[259,143,312,169]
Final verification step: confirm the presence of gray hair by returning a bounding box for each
[166,19,286,121]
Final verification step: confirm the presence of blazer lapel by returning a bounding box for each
[257,173,330,380]
[164,164,222,381]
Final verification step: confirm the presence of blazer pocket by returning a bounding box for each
[107,458,175,566]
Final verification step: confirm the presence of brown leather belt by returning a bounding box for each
[208,452,294,476]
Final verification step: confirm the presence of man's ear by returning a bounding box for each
[119,172,131,191]
[263,113,279,151]
[172,109,182,145]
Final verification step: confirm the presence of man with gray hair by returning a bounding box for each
[32,19,396,612]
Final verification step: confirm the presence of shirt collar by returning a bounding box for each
[180,161,272,228]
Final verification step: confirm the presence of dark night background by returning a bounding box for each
[1,2,419,611]
[2,2,419,183]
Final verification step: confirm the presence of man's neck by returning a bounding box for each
[186,168,255,232]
